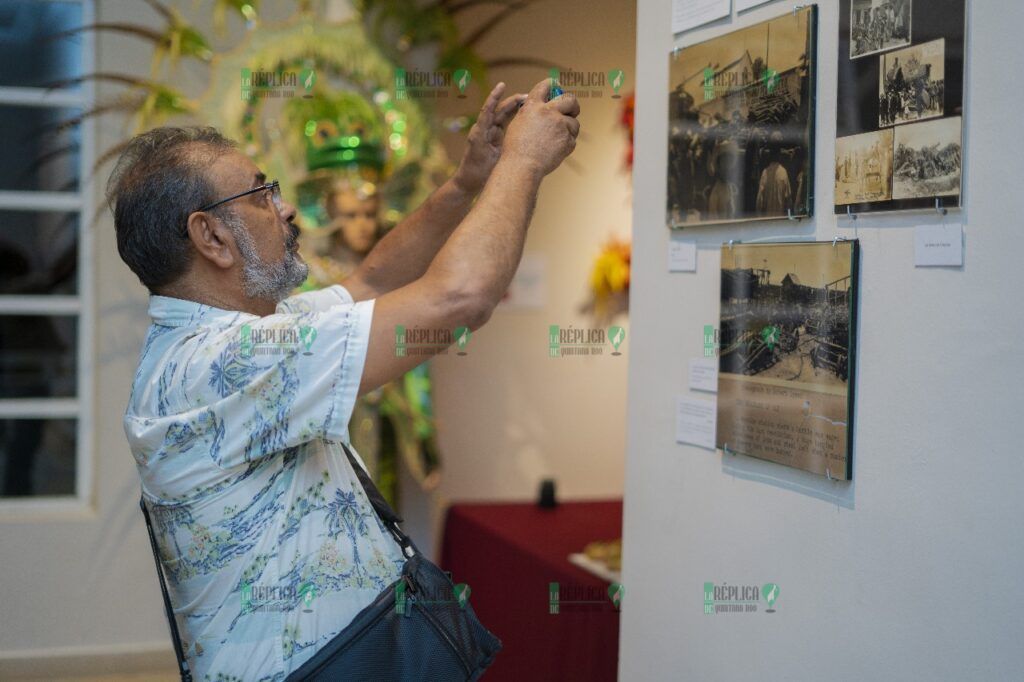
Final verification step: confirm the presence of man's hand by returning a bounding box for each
[451,82,527,195]
[501,78,581,178]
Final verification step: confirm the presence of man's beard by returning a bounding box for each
[220,209,308,303]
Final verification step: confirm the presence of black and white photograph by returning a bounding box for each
[667,7,816,227]
[835,129,893,205]
[879,38,945,127]
[717,242,859,479]
[836,0,965,214]
[892,115,962,199]
[850,0,912,59]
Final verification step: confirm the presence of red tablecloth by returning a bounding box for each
[439,499,623,681]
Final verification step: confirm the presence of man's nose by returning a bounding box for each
[281,200,297,223]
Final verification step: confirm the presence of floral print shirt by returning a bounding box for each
[124,285,407,681]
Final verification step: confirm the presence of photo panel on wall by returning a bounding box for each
[667,5,818,228]
[836,0,966,215]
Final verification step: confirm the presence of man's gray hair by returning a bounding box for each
[106,126,236,293]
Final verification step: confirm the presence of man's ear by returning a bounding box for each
[185,210,236,270]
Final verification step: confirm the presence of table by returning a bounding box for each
[439,499,623,681]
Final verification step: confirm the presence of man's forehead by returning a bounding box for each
[208,150,263,188]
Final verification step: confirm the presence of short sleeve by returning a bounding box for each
[125,290,376,486]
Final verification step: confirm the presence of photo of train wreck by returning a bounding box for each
[715,241,859,479]
[719,245,856,384]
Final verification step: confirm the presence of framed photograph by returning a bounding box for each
[667,6,817,228]
[836,0,966,215]
[850,0,912,59]
[716,241,860,480]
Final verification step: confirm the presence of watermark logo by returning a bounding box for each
[608,582,624,610]
[702,66,782,102]
[608,69,625,98]
[394,325,471,357]
[609,325,626,355]
[395,68,469,100]
[703,324,719,357]
[241,67,316,101]
[395,580,472,615]
[704,582,779,614]
[548,324,626,357]
[299,325,317,355]
[548,66,623,99]
[454,68,471,97]
[549,581,623,614]
[760,324,780,350]
[455,583,471,608]
[454,326,471,356]
[241,582,316,613]
[762,583,779,613]
[240,323,316,357]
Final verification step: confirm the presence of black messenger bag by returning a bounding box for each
[141,441,502,682]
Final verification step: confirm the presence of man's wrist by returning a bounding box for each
[492,155,544,188]
[448,171,480,201]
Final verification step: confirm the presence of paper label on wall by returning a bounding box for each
[675,395,717,450]
[672,0,730,34]
[735,0,773,11]
[914,223,963,266]
[689,357,718,392]
[668,239,697,272]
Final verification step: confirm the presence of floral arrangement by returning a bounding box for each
[582,236,631,324]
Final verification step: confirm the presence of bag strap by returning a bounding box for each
[140,497,194,682]
[338,441,417,556]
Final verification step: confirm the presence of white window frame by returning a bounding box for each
[0,0,95,517]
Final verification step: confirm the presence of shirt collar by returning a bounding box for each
[147,295,256,329]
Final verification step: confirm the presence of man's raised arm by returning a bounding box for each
[357,79,580,396]
[341,83,526,302]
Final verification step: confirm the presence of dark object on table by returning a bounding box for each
[538,478,557,508]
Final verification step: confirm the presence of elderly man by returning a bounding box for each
[110,79,579,680]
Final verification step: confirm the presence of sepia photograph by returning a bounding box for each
[717,241,859,479]
[892,115,962,199]
[850,0,912,59]
[835,129,894,205]
[879,38,945,127]
[666,6,816,227]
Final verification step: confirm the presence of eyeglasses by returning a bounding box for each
[197,180,282,213]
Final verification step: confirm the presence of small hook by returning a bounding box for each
[786,208,798,221]
[825,467,833,481]
[935,197,947,216]
[846,205,858,221]
[793,4,806,14]
[728,239,735,251]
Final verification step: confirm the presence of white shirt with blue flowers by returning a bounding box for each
[125,285,406,681]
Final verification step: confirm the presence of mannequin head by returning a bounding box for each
[325,184,379,256]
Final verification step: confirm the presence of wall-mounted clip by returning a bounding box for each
[846,205,858,221]
[935,197,947,216]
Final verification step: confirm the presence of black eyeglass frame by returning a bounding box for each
[197,180,281,213]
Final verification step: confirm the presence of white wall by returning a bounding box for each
[621,1,1024,680]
